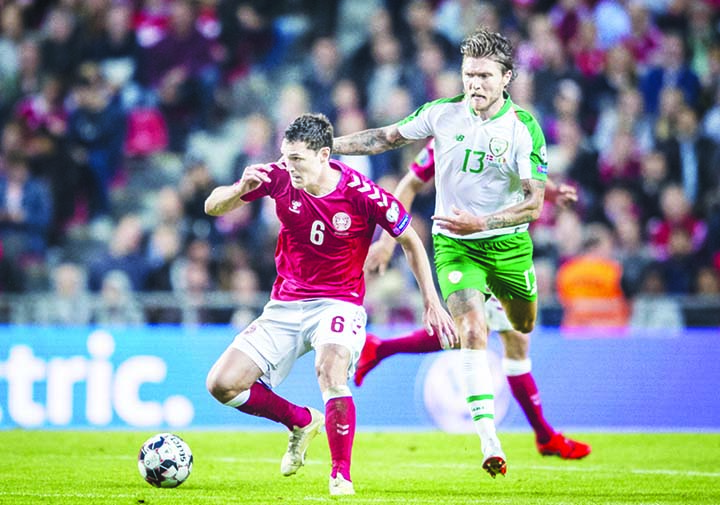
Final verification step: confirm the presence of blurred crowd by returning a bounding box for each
[0,0,719,328]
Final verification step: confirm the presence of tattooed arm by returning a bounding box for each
[333,124,416,155]
[432,179,546,235]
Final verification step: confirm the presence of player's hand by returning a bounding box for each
[365,239,394,275]
[432,206,481,235]
[423,301,458,350]
[554,183,578,209]
[236,163,273,194]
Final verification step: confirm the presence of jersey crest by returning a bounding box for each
[332,212,351,231]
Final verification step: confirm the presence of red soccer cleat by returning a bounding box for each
[353,333,383,387]
[482,455,507,478]
[537,433,591,459]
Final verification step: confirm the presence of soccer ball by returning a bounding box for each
[137,433,193,488]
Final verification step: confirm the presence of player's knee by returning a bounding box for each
[463,325,489,347]
[206,373,245,404]
[513,318,535,334]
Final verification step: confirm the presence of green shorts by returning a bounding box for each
[433,232,537,302]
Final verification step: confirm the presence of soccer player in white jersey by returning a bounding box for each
[333,28,549,478]
[204,113,457,496]
[358,139,591,460]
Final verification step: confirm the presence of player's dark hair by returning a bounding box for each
[460,28,514,80]
[284,113,334,152]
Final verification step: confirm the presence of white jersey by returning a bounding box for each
[397,93,548,240]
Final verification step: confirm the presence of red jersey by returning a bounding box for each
[242,159,411,305]
[410,139,436,183]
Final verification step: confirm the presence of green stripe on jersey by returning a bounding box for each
[512,104,548,181]
[397,94,465,126]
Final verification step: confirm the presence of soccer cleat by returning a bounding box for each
[482,455,507,478]
[354,333,383,387]
[482,440,507,478]
[280,407,325,476]
[329,474,355,495]
[537,433,591,460]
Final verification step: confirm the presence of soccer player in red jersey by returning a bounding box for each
[204,114,457,496]
[359,139,591,460]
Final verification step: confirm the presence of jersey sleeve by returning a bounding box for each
[240,162,283,202]
[397,102,435,140]
[514,110,548,182]
[409,138,435,183]
[353,171,412,238]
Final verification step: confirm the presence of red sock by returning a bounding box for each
[377,328,443,360]
[325,396,356,481]
[507,373,555,443]
[236,383,311,431]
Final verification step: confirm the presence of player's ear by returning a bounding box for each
[318,146,331,162]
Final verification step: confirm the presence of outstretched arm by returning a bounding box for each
[333,124,416,155]
[204,164,273,216]
[365,170,428,275]
[394,226,458,348]
[545,178,577,208]
[432,179,546,235]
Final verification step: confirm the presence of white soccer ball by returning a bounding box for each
[137,433,193,488]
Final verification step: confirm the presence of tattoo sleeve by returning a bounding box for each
[333,126,414,155]
[483,179,546,230]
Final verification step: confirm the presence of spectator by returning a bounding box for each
[637,149,672,225]
[66,64,126,220]
[93,269,145,326]
[0,2,25,122]
[656,105,719,211]
[651,86,686,144]
[694,265,720,296]
[0,150,52,262]
[228,266,263,329]
[582,43,638,128]
[629,264,685,330]
[398,0,458,66]
[80,1,142,109]
[593,86,653,155]
[658,227,699,294]
[301,36,343,122]
[648,183,707,261]
[87,213,150,292]
[138,0,220,151]
[596,128,643,189]
[615,212,654,298]
[556,223,630,329]
[15,37,44,98]
[144,223,182,292]
[639,30,701,115]
[178,152,219,241]
[149,185,191,243]
[623,1,663,69]
[34,262,92,325]
[40,6,83,85]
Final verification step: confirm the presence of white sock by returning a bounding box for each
[462,349,498,449]
[224,389,250,408]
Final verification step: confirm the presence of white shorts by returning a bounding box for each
[484,294,513,332]
[230,299,367,389]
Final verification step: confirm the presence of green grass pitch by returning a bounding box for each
[0,431,718,504]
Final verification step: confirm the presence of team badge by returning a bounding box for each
[289,200,302,213]
[386,201,400,223]
[448,271,463,284]
[539,145,548,163]
[332,212,351,231]
[489,137,509,157]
